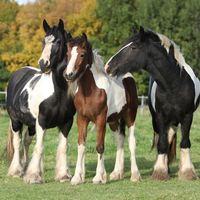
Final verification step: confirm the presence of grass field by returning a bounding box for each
[0,108,200,200]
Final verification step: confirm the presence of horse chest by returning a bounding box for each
[74,85,107,120]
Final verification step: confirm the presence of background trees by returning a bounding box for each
[0,0,200,94]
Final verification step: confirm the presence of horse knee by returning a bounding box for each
[96,144,104,155]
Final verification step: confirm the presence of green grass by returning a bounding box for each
[0,108,200,200]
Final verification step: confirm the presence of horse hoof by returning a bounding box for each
[110,171,124,181]
[55,174,72,183]
[178,169,198,180]
[71,174,84,185]
[23,173,43,184]
[152,169,169,181]
[93,173,107,184]
[8,166,24,178]
[130,172,141,182]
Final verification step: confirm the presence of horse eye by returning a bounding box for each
[80,54,84,58]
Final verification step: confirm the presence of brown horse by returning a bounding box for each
[63,33,140,185]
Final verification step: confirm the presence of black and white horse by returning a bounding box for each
[6,19,76,184]
[105,27,200,180]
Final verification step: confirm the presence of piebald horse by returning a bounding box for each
[105,27,200,180]
[63,33,140,185]
[6,19,76,184]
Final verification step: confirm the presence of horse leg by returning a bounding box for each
[92,115,107,184]
[109,122,125,181]
[128,123,141,182]
[23,120,45,184]
[152,115,169,180]
[71,115,88,185]
[21,126,34,170]
[7,120,24,177]
[55,119,73,182]
[178,113,198,180]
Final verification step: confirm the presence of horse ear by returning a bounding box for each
[132,25,138,34]
[43,19,50,33]
[139,26,145,41]
[65,31,72,41]
[58,19,64,32]
[82,32,88,41]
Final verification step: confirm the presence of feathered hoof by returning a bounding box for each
[152,169,169,181]
[23,173,43,184]
[8,166,24,178]
[55,172,72,183]
[178,169,198,180]
[110,170,124,181]
[93,172,107,184]
[71,174,85,185]
[130,171,141,182]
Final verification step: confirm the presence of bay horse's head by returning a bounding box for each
[64,33,93,81]
[38,19,72,73]
[105,27,151,76]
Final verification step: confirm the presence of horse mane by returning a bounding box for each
[92,50,106,74]
[152,32,189,70]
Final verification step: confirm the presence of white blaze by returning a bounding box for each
[38,35,55,67]
[105,42,133,71]
[66,47,78,75]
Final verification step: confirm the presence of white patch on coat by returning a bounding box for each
[128,124,140,180]
[66,47,78,75]
[24,120,45,182]
[8,127,23,177]
[110,129,125,178]
[88,51,132,119]
[21,72,54,118]
[23,66,41,72]
[154,154,168,172]
[71,144,86,185]
[38,35,55,67]
[55,132,70,181]
[150,81,157,111]
[168,126,177,144]
[179,148,195,172]
[93,153,107,184]
[105,42,133,70]
[157,33,200,105]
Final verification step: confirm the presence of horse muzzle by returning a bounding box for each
[39,59,51,74]
[63,71,77,82]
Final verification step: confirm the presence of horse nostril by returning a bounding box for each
[68,72,73,78]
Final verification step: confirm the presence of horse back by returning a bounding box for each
[7,67,41,126]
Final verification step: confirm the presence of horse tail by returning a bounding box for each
[168,133,177,164]
[6,121,14,162]
[151,132,159,151]
[151,131,177,164]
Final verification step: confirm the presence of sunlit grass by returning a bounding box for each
[0,107,200,200]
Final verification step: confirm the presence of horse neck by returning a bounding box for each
[77,68,95,96]
[52,63,67,92]
[147,50,181,91]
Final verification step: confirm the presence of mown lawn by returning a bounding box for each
[0,108,200,200]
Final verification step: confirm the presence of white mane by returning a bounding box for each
[156,32,200,105]
[156,33,188,69]
[92,50,106,74]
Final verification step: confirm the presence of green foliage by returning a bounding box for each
[0,0,200,94]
